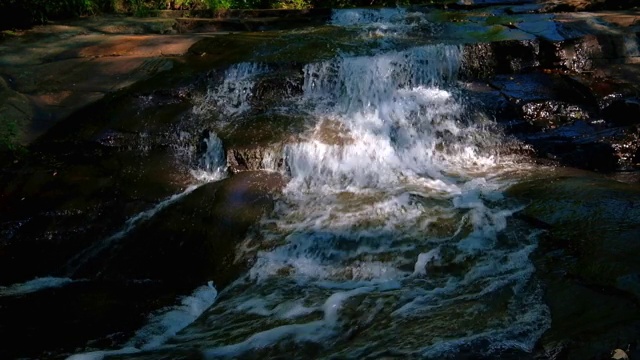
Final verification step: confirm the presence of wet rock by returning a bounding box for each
[461,40,540,78]
[461,81,519,122]
[74,171,285,291]
[602,97,640,126]
[490,72,596,129]
[226,145,284,173]
[521,100,590,126]
[507,174,640,359]
[0,279,177,360]
[491,72,597,105]
[0,84,197,285]
[252,70,304,111]
[217,113,307,173]
[93,129,140,148]
[540,0,640,12]
[512,119,638,171]
[0,145,192,286]
[485,71,640,171]
[557,141,618,172]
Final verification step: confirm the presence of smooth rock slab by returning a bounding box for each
[0,279,178,360]
[73,171,285,290]
[508,172,640,359]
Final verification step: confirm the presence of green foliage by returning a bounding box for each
[270,0,310,9]
[204,0,234,10]
[0,0,112,29]
[0,0,433,29]
[0,118,19,151]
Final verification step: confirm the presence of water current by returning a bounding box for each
[70,7,550,360]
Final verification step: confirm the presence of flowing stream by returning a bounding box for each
[71,8,551,360]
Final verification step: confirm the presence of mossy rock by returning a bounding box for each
[0,77,32,152]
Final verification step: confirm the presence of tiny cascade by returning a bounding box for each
[192,131,228,182]
[193,62,267,118]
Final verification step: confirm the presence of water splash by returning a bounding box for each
[191,131,228,182]
[127,281,218,350]
[193,62,267,118]
[291,44,495,192]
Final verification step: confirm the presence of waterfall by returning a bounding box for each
[179,18,548,359]
[287,44,495,192]
[193,62,267,118]
[74,8,549,360]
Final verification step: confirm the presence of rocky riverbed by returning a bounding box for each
[1,1,640,359]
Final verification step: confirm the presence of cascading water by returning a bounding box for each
[193,62,267,118]
[179,42,548,357]
[191,131,228,182]
[330,7,440,46]
[74,8,550,360]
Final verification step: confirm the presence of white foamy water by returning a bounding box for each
[0,277,76,297]
[331,7,438,43]
[97,8,548,360]
[126,281,218,350]
[190,131,228,182]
